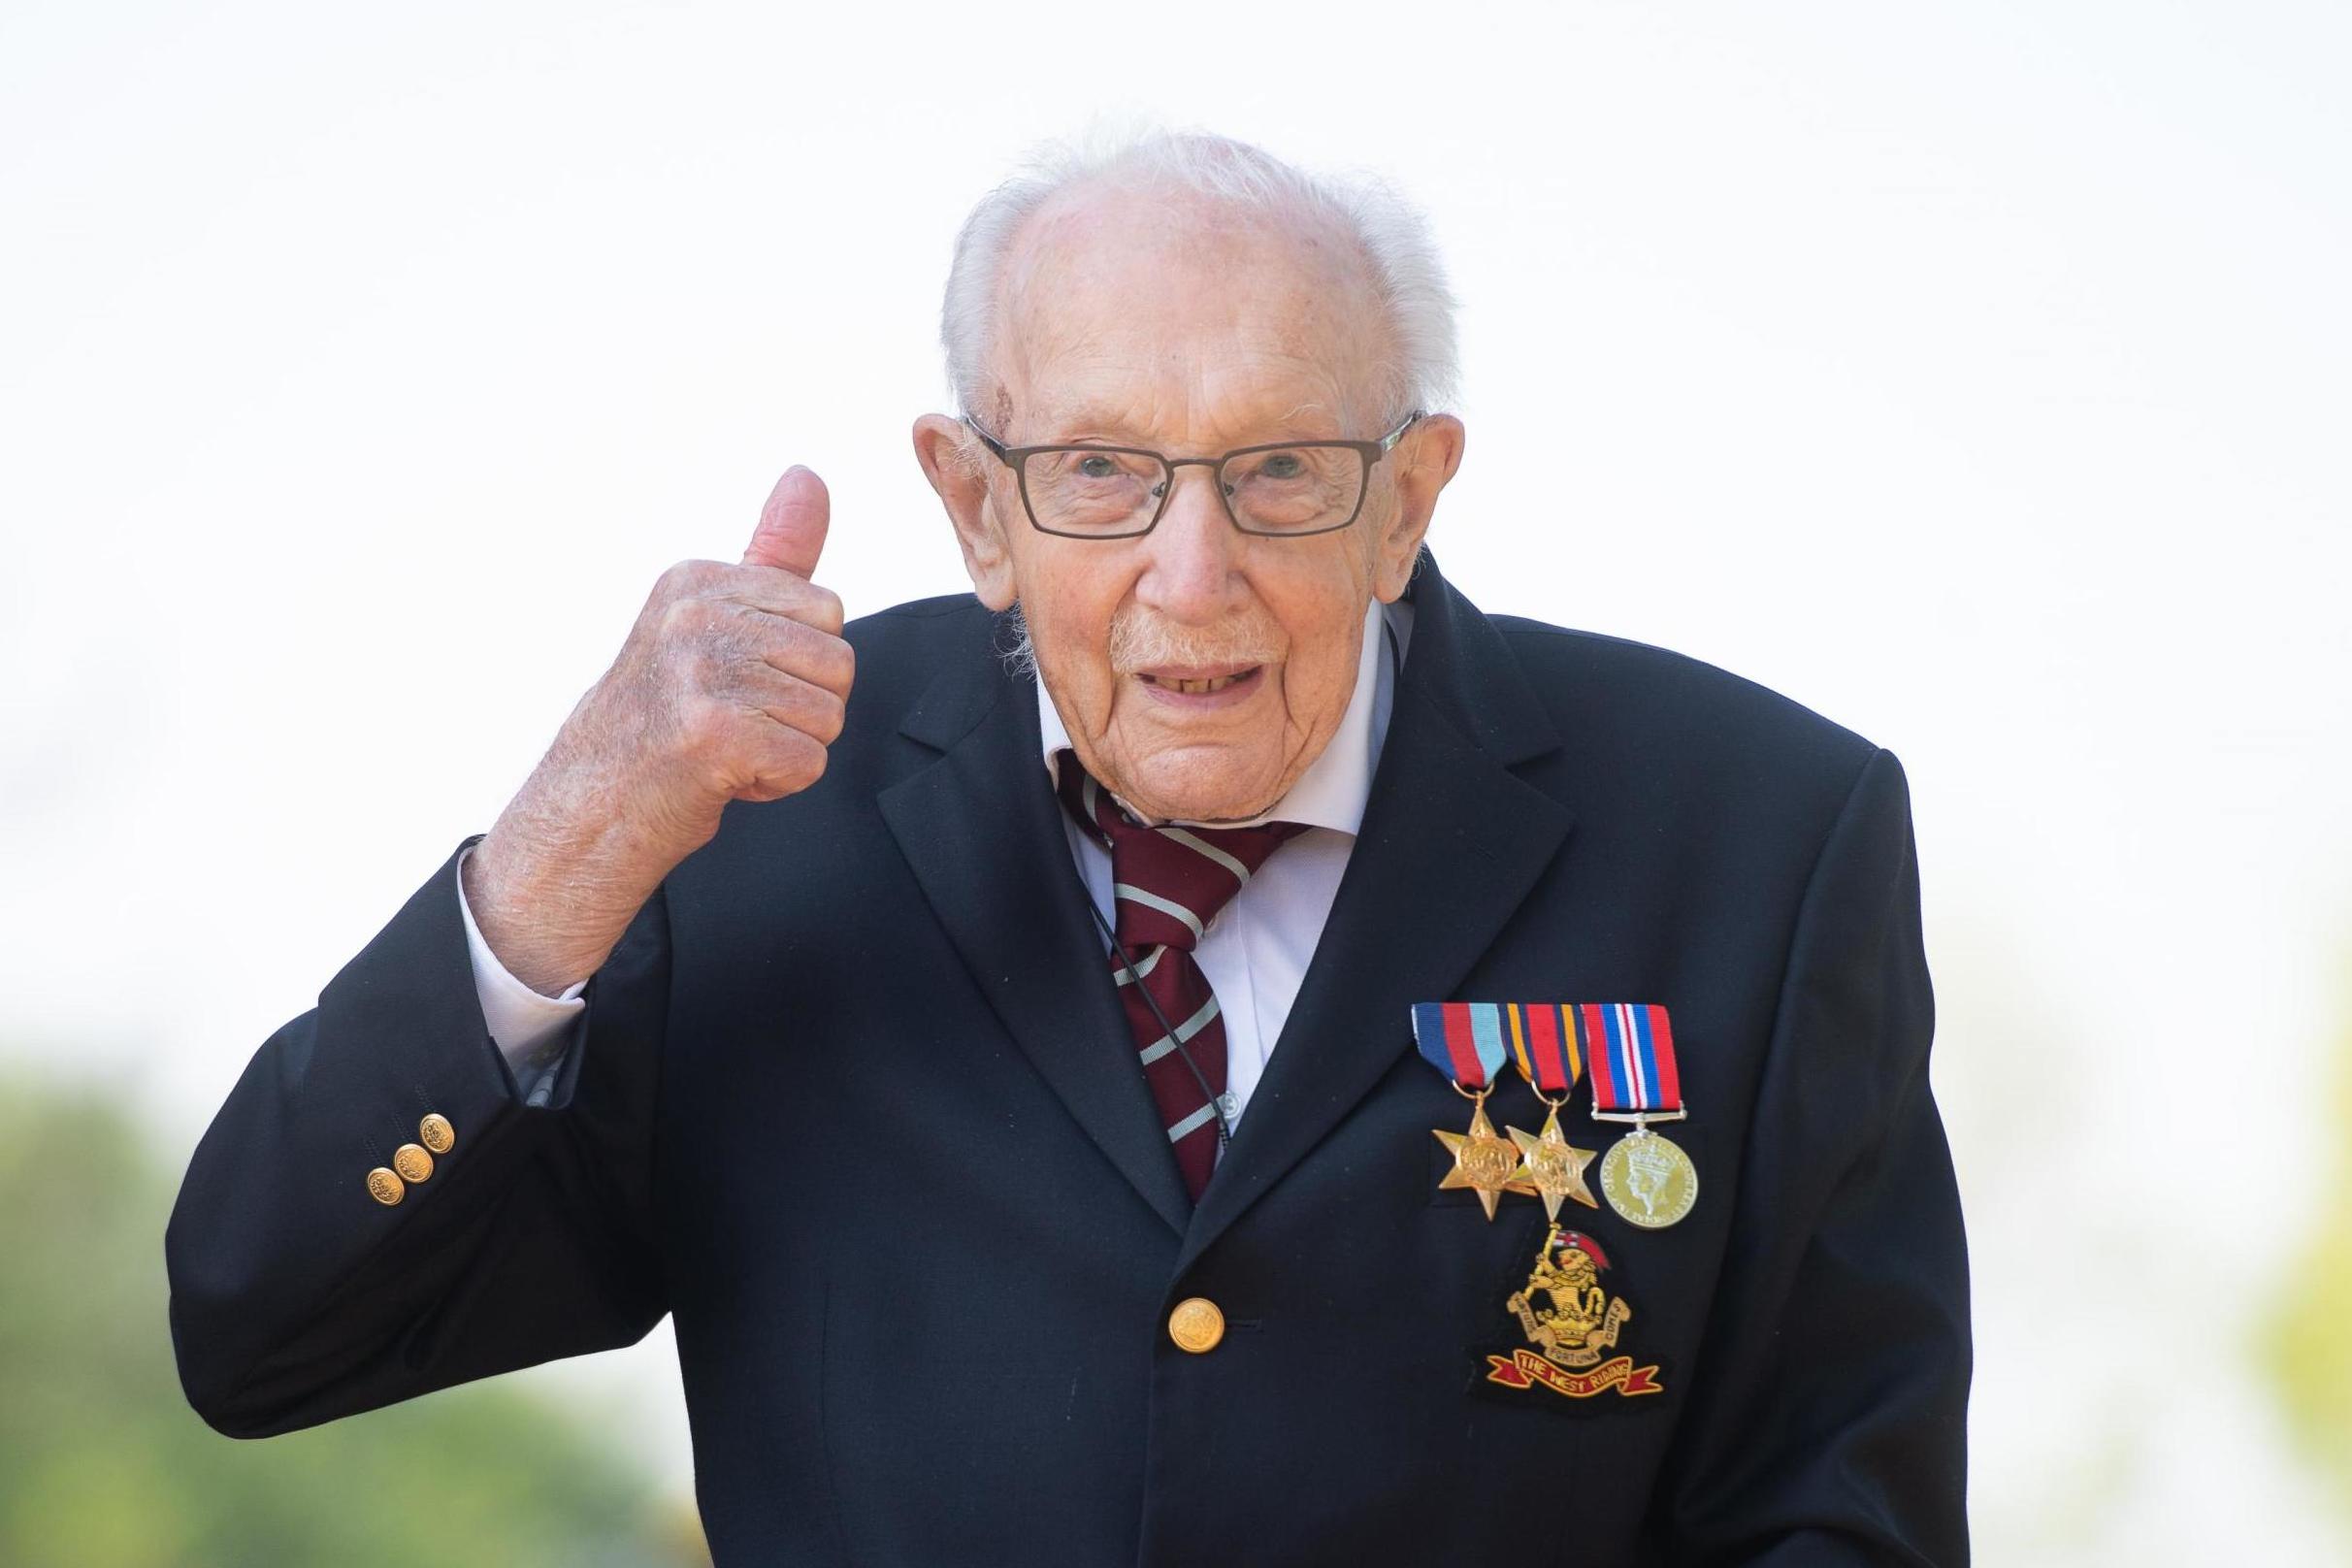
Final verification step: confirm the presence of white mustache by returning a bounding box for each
[1107,608,1283,673]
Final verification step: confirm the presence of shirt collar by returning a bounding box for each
[1037,597,1403,835]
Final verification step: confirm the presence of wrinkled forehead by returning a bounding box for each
[992,181,1393,445]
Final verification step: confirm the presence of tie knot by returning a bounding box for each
[1054,752,1306,953]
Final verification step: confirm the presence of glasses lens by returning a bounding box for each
[1022,448,1167,535]
[1219,445,1366,534]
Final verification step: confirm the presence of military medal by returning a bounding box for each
[1580,1002,1699,1229]
[1498,1003,1598,1222]
[1411,1002,1520,1221]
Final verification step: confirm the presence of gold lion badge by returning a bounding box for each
[1485,1226,1663,1399]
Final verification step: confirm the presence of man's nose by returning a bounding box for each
[1136,464,1241,624]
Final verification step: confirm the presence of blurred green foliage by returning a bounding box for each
[2262,983,2352,1515]
[0,1073,707,1567]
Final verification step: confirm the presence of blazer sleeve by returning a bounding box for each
[1660,749,1973,1565]
[165,833,674,1438]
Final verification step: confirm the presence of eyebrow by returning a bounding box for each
[1029,401,1343,448]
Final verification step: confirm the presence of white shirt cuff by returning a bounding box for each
[456,842,586,1102]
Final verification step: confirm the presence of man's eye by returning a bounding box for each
[1077,455,1121,479]
[1258,453,1305,480]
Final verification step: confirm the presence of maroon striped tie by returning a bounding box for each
[1055,753,1307,1201]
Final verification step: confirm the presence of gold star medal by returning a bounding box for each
[1508,1107,1598,1224]
[1494,1004,1599,1222]
[1413,1003,1522,1221]
[1432,1089,1520,1221]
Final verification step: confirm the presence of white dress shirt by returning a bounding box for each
[460,598,1411,1122]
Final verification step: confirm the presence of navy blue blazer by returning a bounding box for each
[168,552,1970,1565]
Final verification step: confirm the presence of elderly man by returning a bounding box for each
[169,131,1970,1565]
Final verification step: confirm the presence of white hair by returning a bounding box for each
[940,126,1459,429]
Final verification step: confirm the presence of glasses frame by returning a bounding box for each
[963,410,1424,539]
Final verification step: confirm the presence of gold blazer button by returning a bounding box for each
[366,1167,406,1206]
[418,1113,455,1155]
[1167,1297,1225,1355]
[392,1144,435,1184]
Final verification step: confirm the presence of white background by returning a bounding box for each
[4,2,2346,1561]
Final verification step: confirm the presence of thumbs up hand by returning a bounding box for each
[744,464,832,577]
[462,466,858,995]
[675,462,858,803]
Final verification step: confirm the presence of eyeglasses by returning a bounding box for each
[964,411,1423,539]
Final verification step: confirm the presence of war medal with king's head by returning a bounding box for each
[1579,1003,1699,1229]
[1410,1002,1521,1220]
[1499,1003,1599,1223]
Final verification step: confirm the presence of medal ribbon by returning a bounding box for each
[1411,1002,1510,1090]
[1577,1003,1683,1117]
[1504,1003,1585,1096]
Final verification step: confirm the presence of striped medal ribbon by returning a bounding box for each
[1500,1005,1600,1223]
[1576,1003,1699,1228]
[1410,1002,1522,1222]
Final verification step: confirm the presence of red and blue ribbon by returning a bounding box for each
[1417,1000,1679,1109]
[1579,1003,1682,1116]
[1411,1002,1509,1090]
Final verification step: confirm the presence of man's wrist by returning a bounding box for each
[458,842,594,1002]
[463,805,666,996]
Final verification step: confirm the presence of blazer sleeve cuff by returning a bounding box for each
[454,842,586,1105]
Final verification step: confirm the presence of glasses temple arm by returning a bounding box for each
[961,415,1015,467]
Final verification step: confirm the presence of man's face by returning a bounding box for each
[916,184,1464,824]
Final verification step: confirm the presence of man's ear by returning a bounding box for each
[1371,413,1465,602]
[912,413,1019,610]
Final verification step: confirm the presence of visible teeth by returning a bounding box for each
[1149,671,1248,695]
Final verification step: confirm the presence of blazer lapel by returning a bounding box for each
[1177,556,1572,1273]
[877,622,1192,1237]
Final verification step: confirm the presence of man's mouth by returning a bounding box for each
[1135,665,1264,698]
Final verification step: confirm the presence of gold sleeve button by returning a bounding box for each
[1167,1297,1225,1355]
[366,1167,407,1206]
[392,1144,435,1184]
[418,1113,455,1155]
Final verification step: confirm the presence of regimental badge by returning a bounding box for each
[1483,1225,1664,1401]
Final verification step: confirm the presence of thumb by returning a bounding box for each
[743,465,830,578]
